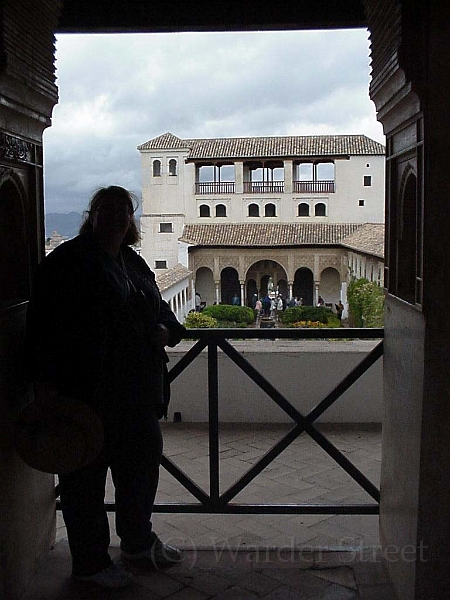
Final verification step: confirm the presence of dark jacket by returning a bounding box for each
[27,233,185,418]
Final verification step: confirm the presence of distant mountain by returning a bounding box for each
[45,212,83,239]
[45,205,143,239]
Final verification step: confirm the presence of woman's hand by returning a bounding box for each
[151,324,170,349]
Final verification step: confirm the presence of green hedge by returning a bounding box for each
[202,304,255,324]
[280,306,339,326]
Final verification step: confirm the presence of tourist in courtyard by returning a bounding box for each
[195,291,202,311]
[27,186,186,588]
[336,300,344,321]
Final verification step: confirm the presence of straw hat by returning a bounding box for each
[14,398,104,474]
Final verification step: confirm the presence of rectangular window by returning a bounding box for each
[359,199,365,206]
[159,222,173,233]
[364,175,372,186]
[155,260,167,269]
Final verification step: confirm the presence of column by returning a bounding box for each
[240,281,245,306]
[235,161,244,194]
[314,281,320,306]
[283,159,293,194]
[215,281,220,304]
[288,281,293,300]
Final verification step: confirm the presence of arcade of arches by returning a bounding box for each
[190,247,348,308]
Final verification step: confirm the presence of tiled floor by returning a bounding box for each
[26,424,398,599]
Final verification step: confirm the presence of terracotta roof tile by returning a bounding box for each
[155,263,192,292]
[340,223,385,258]
[138,133,385,159]
[180,223,365,247]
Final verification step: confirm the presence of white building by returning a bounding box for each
[138,132,385,313]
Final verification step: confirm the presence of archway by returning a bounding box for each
[195,266,214,308]
[397,172,417,304]
[293,267,314,305]
[246,259,287,299]
[221,266,240,305]
[320,267,341,307]
[0,175,29,307]
[246,278,258,307]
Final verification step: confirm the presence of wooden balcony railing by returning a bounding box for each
[294,180,335,193]
[195,182,235,194]
[243,181,285,194]
[56,328,383,517]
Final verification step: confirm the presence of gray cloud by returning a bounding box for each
[44,29,384,213]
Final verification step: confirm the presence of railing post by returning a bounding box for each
[208,339,220,507]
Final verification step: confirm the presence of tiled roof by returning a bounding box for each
[138,132,385,159]
[180,223,365,247]
[155,263,192,292]
[340,223,385,258]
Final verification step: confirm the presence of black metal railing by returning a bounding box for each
[195,182,236,194]
[55,328,383,517]
[243,181,285,194]
[293,180,335,193]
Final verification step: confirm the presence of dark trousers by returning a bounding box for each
[58,405,163,576]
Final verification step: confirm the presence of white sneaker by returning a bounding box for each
[121,534,182,568]
[74,563,133,588]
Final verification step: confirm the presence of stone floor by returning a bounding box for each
[24,424,399,599]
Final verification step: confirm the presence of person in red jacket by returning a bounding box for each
[27,186,186,588]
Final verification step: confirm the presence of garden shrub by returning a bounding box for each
[184,311,217,328]
[347,278,385,327]
[280,306,337,326]
[202,304,255,325]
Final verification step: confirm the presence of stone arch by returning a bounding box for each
[220,266,240,305]
[195,266,214,308]
[397,168,418,304]
[0,169,29,305]
[246,279,258,307]
[320,267,341,307]
[246,259,287,298]
[293,267,314,305]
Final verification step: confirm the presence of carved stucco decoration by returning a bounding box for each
[192,254,215,274]
[219,255,240,273]
[293,256,315,272]
[0,134,33,163]
[319,255,341,271]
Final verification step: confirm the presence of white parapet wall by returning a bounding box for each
[167,339,383,423]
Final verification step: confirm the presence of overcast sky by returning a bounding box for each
[43,29,384,214]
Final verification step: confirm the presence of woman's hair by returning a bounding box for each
[79,186,140,245]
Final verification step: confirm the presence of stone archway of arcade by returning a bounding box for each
[193,253,346,309]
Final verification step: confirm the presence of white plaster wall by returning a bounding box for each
[166,340,383,423]
[140,214,185,270]
[331,156,385,223]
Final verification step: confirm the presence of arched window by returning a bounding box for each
[248,204,259,217]
[199,204,211,217]
[265,203,276,217]
[152,160,161,177]
[397,172,418,304]
[248,203,259,217]
[298,203,309,217]
[215,204,227,217]
[169,159,177,176]
[315,203,326,217]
